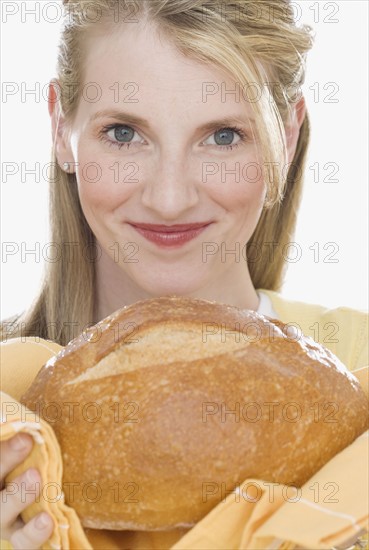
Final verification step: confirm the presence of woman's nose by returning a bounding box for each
[140,149,199,219]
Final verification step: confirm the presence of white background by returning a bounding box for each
[1,0,368,319]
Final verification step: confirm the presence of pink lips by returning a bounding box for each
[128,222,212,248]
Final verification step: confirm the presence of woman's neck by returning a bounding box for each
[93,247,260,323]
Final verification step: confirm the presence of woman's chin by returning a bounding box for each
[136,275,204,299]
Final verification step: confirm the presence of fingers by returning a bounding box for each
[9,512,54,550]
[0,433,55,548]
[1,468,42,528]
[0,434,34,489]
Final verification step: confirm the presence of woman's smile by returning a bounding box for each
[127,222,214,248]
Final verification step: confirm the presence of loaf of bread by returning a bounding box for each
[21,296,369,531]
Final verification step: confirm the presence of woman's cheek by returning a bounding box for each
[76,155,134,210]
[207,163,266,211]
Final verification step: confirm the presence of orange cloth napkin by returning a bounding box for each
[172,431,368,550]
[0,390,93,549]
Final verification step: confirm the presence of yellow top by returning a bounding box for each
[0,289,368,549]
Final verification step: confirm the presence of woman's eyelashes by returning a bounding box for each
[203,126,247,150]
[98,124,142,150]
[98,124,248,151]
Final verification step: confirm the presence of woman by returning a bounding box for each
[1,1,367,549]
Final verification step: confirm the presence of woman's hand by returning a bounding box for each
[0,433,54,549]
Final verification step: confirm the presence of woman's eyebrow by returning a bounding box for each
[89,109,254,131]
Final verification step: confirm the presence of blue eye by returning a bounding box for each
[103,124,137,149]
[113,126,135,142]
[203,127,248,151]
[99,124,142,150]
[215,128,237,146]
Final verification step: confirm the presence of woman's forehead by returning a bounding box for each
[81,21,236,97]
[73,32,255,129]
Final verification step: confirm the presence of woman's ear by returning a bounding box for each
[285,95,306,163]
[48,79,75,172]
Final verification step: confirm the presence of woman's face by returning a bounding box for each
[59,22,268,298]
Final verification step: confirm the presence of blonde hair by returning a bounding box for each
[2,0,314,345]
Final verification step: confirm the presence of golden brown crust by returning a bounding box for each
[21,295,369,530]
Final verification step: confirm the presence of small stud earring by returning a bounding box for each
[63,162,75,174]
